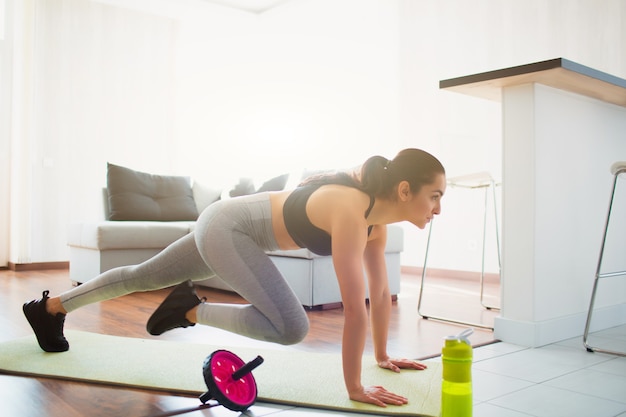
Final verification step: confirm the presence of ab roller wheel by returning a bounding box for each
[199,350,264,412]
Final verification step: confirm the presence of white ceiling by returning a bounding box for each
[200,0,292,13]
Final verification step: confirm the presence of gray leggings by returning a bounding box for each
[60,193,309,345]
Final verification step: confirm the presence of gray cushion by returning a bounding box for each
[256,173,289,192]
[107,163,198,221]
[228,177,256,197]
[228,174,290,197]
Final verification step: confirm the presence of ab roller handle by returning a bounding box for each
[231,355,264,380]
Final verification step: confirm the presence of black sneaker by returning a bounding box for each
[23,290,70,352]
[146,281,205,336]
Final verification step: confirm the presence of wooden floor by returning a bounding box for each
[0,268,499,417]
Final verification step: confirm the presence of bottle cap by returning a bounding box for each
[445,328,474,345]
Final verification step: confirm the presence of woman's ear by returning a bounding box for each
[397,181,411,201]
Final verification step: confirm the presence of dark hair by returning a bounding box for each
[300,148,445,199]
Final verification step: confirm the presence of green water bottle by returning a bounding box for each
[441,328,473,417]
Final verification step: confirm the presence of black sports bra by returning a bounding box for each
[283,184,375,256]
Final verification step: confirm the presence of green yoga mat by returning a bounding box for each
[0,330,441,416]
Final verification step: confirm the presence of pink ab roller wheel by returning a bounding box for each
[199,350,264,412]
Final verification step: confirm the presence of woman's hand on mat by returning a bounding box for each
[350,385,409,407]
[378,358,428,372]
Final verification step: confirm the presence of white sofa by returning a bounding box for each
[68,191,404,309]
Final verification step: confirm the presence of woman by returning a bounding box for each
[23,148,446,408]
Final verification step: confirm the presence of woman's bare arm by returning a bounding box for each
[363,225,391,364]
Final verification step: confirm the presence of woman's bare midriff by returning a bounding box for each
[269,191,301,251]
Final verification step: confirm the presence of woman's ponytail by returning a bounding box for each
[360,155,392,196]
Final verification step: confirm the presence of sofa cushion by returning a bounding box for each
[192,182,222,213]
[107,163,198,221]
[228,174,290,198]
[228,178,256,197]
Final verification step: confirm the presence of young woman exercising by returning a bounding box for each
[23,148,446,408]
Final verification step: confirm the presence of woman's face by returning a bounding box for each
[404,173,446,229]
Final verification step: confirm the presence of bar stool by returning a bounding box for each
[418,172,501,330]
[583,161,626,356]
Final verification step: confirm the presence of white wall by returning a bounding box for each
[27,0,178,262]
[173,0,401,190]
[2,0,179,263]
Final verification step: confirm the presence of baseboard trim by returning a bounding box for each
[8,262,69,271]
[494,303,626,347]
[401,265,500,284]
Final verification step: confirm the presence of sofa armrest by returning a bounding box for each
[68,221,193,250]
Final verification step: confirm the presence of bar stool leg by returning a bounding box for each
[583,170,626,357]
[480,179,501,310]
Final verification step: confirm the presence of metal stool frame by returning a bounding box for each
[418,172,501,330]
[583,161,626,356]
